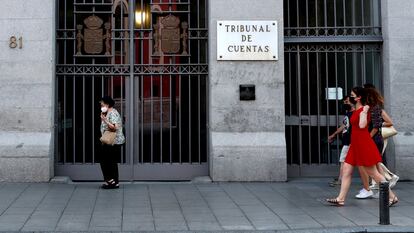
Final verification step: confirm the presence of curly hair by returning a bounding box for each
[364,88,384,108]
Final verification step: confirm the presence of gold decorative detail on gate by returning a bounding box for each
[76,15,111,55]
[153,15,189,56]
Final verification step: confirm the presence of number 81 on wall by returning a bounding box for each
[9,36,23,49]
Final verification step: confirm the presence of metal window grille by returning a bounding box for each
[55,0,209,181]
[284,0,383,177]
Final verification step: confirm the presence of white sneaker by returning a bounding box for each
[355,188,374,199]
[369,183,379,190]
[372,192,379,199]
[389,175,400,189]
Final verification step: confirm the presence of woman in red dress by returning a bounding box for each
[326,87,398,206]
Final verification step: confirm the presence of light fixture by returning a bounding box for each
[135,4,151,29]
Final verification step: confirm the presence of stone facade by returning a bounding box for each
[208,0,286,181]
[382,0,414,180]
[0,0,54,182]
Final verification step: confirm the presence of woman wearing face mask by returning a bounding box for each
[354,86,385,199]
[99,96,125,189]
[326,87,398,207]
[328,96,354,186]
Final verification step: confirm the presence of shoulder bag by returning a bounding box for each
[100,130,117,145]
[382,126,398,139]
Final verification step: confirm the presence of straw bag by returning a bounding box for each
[382,126,398,139]
[100,130,116,145]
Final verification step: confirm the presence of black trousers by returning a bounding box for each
[99,144,122,183]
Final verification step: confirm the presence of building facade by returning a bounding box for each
[0,0,413,182]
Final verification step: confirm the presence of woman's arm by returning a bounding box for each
[382,110,394,127]
[370,128,378,138]
[104,119,117,130]
[102,112,119,131]
[359,105,369,128]
[328,125,345,142]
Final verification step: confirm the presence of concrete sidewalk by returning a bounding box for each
[0,179,413,232]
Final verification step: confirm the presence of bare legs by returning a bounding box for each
[358,166,371,191]
[364,165,396,200]
[360,164,387,189]
[376,164,386,178]
[338,162,344,181]
[337,162,354,201]
[331,162,397,203]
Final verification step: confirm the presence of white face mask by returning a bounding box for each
[101,106,108,113]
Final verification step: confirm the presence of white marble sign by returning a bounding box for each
[217,20,278,61]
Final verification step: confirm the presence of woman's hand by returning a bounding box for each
[362,105,370,113]
[101,113,117,131]
[359,105,369,128]
[328,135,336,143]
[100,113,107,122]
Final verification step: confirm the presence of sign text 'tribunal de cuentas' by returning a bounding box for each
[217,21,278,61]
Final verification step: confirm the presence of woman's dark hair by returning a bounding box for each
[351,86,367,105]
[365,87,384,108]
[100,96,115,107]
[363,83,376,89]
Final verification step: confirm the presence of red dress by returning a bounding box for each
[345,107,382,166]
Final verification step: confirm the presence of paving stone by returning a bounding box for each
[278,213,324,229]
[0,181,413,231]
[187,221,222,231]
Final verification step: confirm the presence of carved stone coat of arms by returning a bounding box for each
[161,15,181,54]
[153,15,189,56]
[76,15,111,55]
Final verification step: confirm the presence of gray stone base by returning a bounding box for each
[0,131,52,182]
[210,132,287,182]
[50,176,72,184]
[394,133,414,181]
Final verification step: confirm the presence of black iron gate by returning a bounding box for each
[284,0,383,177]
[55,0,208,181]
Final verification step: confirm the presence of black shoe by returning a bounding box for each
[101,183,119,189]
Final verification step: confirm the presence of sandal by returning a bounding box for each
[107,179,116,184]
[389,196,399,207]
[326,198,345,207]
[101,179,119,189]
[101,183,111,189]
[329,180,341,187]
[101,184,119,189]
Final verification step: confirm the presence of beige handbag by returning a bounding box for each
[100,130,117,145]
[382,126,398,139]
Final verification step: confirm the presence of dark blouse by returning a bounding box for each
[368,105,384,153]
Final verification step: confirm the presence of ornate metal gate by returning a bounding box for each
[284,0,383,177]
[55,0,208,181]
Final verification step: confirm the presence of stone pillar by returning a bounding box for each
[382,0,414,180]
[0,0,55,182]
[208,0,286,181]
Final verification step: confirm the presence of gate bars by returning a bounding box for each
[283,0,383,177]
[55,0,208,180]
